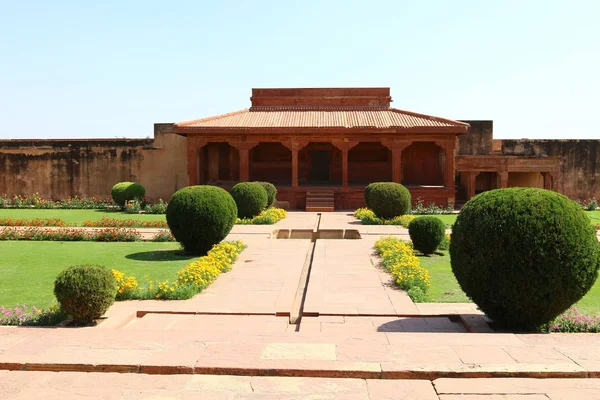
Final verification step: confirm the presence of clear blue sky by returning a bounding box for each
[1,1,598,140]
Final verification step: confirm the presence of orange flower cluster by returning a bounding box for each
[82,216,168,228]
[0,218,66,227]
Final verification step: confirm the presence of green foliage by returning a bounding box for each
[364,182,385,209]
[166,185,237,255]
[369,182,411,219]
[450,188,600,330]
[255,182,277,207]
[408,216,446,255]
[230,182,268,219]
[111,182,146,207]
[53,265,116,325]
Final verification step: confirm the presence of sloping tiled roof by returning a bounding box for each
[174,107,469,131]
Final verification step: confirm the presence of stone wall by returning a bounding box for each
[457,120,493,155]
[0,124,188,202]
[498,139,600,200]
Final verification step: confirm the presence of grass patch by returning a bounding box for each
[0,209,166,226]
[0,241,192,309]
[418,250,600,314]
[413,212,598,228]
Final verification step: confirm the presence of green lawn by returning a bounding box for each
[414,211,599,228]
[419,251,600,315]
[0,209,166,226]
[0,241,195,309]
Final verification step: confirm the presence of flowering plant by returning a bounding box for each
[543,306,600,333]
[82,216,168,228]
[375,236,431,302]
[236,207,286,225]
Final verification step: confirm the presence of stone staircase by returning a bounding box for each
[305,190,335,212]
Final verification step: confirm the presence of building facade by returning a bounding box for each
[0,87,597,210]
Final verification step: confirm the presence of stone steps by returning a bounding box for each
[306,190,335,212]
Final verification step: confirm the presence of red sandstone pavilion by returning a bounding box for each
[171,87,560,210]
[2,86,597,209]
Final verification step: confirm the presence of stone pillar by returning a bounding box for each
[497,170,509,189]
[186,137,207,186]
[445,141,456,188]
[332,140,358,188]
[382,139,412,183]
[467,171,480,200]
[283,140,307,188]
[230,141,258,182]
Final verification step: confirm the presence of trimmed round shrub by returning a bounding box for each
[166,185,237,255]
[111,182,146,207]
[369,182,411,219]
[255,181,277,207]
[230,182,268,219]
[364,182,385,209]
[54,265,117,325]
[409,216,446,255]
[450,188,600,330]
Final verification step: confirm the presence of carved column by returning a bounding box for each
[186,137,207,186]
[332,140,358,188]
[445,141,456,188]
[382,139,412,183]
[230,141,258,182]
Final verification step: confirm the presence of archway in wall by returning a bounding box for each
[250,142,292,185]
[348,142,391,185]
[201,142,239,185]
[508,172,543,188]
[298,142,342,186]
[401,142,443,186]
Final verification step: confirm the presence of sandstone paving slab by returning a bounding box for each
[439,396,549,399]
[366,379,439,400]
[304,238,419,316]
[434,377,600,397]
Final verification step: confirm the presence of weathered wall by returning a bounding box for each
[457,120,493,155]
[500,139,600,200]
[0,124,187,202]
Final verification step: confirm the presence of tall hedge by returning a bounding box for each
[255,181,277,207]
[54,265,117,325]
[409,216,446,255]
[166,185,237,255]
[369,182,411,219]
[111,182,146,207]
[450,188,600,330]
[230,182,268,219]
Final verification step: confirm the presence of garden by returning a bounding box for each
[0,181,282,325]
[361,182,600,332]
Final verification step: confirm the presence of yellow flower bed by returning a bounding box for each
[354,208,415,227]
[111,240,245,300]
[374,236,431,301]
[236,207,287,224]
[177,240,245,289]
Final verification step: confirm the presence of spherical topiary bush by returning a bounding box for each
[230,182,268,219]
[54,265,117,325]
[255,181,277,207]
[364,182,385,209]
[111,182,146,207]
[166,185,237,255]
[369,182,411,219]
[450,188,600,330]
[409,216,446,255]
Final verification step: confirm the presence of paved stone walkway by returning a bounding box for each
[2,211,600,398]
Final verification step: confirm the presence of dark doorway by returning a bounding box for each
[310,150,330,182]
